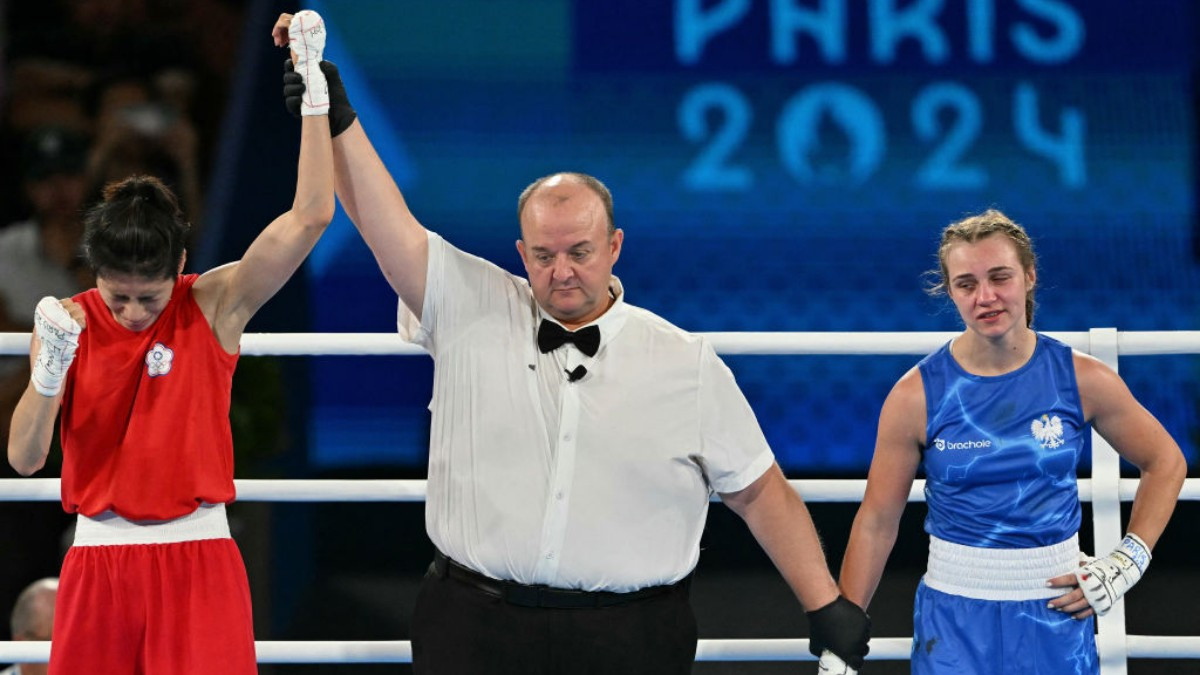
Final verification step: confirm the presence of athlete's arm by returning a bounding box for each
[273,11,428,316]
[194,14,336,353]
[271,13,430,319]
[1046,353,1185,618]
[8,299,87,475]
[839,367,925,609]
[1074,353,1185,549]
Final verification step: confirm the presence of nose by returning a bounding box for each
[124,303,150,324]
[977,282,997,303]
[551,256,574,282]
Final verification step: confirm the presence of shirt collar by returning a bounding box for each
[536,276,629,352]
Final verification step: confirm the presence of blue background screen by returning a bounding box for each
[301,0,1198,473]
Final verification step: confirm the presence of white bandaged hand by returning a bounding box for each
[288,10,328,115]
[31,297,83,397]
[818,649,857,674]
[1074,533,1151,616]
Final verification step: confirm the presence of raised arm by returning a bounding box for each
[194,11,336,352]
[333,120,429,317]
[274,12,429,318]
[839,367,925,610]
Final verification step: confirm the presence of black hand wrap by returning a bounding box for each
[807,595,870,670]
[284,59,357,137]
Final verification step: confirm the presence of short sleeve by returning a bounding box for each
[396,231,524,355]
[696,341,775,493]
[397,231,438,349]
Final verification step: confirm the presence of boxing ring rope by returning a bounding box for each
[1,329,1198,669]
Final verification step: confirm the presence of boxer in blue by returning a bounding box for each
[834,209,1186,674]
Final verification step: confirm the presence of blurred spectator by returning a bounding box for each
[1,0,245,237]
[0,126,93,445]
[86,72,205,237]
[1,577,57,675]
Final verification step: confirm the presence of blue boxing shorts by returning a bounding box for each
[911,535,1098,675]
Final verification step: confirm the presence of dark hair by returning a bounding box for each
[927,208,1038,327]
[83,175,189,279]
[517,172,615,235]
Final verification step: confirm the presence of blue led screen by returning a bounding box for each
[303,0,1198,472]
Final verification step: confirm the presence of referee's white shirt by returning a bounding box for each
[399,232,775,592]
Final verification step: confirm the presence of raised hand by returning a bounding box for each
[31,297,84,396]
[285,10,329,116]
[284,60,356,136]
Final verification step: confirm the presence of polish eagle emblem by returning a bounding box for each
[1031,414,1065,449]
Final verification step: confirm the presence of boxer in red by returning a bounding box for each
[6,10,334,673]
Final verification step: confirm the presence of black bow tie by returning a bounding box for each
[537,320,601,357]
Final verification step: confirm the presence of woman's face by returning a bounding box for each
[943,234,1035,339]
[95,271,176,332]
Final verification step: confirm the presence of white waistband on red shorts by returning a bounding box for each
[924,533,1081,601]
[73,503,231,546]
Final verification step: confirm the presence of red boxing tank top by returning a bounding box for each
[59,274,239,520]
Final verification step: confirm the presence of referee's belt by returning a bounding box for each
[432,549,690,609]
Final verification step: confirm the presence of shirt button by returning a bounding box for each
[556,491,564,500]
[546,552,555,560]
[562,434,572,442]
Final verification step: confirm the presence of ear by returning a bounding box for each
[515,239,531,273]
[608,229,624,266]
[178,249,188,274]
[1026,265,1036,288]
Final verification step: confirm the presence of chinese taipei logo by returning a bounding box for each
[145,342,175,377]
[1031,414,1065,449]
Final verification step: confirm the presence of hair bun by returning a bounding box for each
[101,175,181,216]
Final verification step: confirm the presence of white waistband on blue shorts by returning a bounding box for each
[924,533,1081,601]
[73,503,231,546]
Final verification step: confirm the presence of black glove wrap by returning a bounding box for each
[283,59,357,137]
[807,595,870,670]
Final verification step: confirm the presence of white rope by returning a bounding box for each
[1,329,1196,668]
[5,330,1200,356]
[1,636,1195,663]
[1126,636,1200,659]
[693,637,913,661]
[1,478,1195,503]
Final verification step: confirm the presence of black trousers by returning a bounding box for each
[411,562,698,674]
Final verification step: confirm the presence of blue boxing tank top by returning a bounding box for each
[918,333,1086,548]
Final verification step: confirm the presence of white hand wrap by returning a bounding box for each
[1074,533,1151,616]
[817,649,857,675]
[31,297,83,397]
[288,10,328,116]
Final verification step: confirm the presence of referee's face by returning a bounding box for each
[518,180,623,330]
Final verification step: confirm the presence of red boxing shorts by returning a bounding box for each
[49,505,257,674]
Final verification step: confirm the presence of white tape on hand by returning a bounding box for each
[31,297,83,396]
[817,649,857,675]
[1074,533,1151,616]
[288,10,328,115]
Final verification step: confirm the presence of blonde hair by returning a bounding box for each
[928,209,1037,327]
